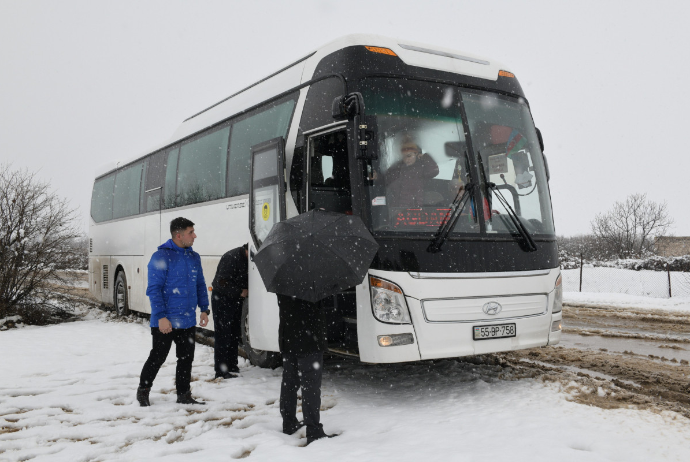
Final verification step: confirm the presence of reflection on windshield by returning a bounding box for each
[361,78,554,237]
[463,90,555,236]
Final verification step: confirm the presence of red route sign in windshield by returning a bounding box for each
[392,208,451,228]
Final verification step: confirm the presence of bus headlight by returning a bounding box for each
[553,274,563,313]
[369,276,411,324]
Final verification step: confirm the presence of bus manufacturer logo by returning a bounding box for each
[482,301,502,315]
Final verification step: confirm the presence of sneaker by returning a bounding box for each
[176,391,206,405]
[306,430,338,445]
[283,420,304,435]
[136,387,151,407]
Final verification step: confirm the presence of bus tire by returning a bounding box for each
[240,299,281,369]
[114,271,130,317]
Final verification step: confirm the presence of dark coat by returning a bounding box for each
[211,246,248,299]
[277,294,328,355]
[146,239,209,329]
[383,153,439,208]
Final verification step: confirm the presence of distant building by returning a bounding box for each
[655,236,690,257]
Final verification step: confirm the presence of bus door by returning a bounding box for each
[140,151,167,313]
[247,137,286,352]
[306,128,352,214]
[304,127,359,350]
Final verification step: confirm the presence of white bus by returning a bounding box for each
[89,34,562,367]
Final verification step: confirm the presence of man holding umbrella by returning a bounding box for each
[253,209,379,445]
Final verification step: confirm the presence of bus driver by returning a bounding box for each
[373,134,439,208]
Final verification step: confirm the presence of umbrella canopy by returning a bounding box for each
[253,210,379,303]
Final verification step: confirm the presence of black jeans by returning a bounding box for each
[280,352,324,438]
[212,294,243,375]
[139,326,196,394]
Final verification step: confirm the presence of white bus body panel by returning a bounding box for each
[357,268,560,363]
[90,197,252,319]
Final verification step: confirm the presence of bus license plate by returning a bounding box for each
[473,323,516,341]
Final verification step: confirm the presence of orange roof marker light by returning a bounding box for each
[365,46,397,57]
[499,70,515,78]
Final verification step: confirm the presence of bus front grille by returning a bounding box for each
[421,294,548,323]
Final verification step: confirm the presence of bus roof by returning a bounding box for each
[95,34,510,179]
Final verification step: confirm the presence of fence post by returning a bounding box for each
[579,253,583,292]
[667,265,672,298]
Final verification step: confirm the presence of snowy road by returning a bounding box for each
[2,314,690,461]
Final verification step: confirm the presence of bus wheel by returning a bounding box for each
[240,299,280,369]
[114,271,130,317]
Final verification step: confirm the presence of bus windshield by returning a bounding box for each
[361,78,554,238]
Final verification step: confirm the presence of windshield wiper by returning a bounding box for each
[427,183,475,253]
[486,182,538,252]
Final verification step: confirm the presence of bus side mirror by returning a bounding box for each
[332,96,348,120]
[332,92,365,120]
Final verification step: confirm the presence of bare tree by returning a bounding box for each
[591,193,673,259]
[0,164,83,320]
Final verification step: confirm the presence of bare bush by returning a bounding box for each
[65,234,89,271]
[591,193,673,259]
[0,164,83,321]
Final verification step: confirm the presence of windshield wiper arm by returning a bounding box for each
[487,182,537,252]
[427,183,475,253]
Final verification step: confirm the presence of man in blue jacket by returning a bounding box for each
[137,217,210,406]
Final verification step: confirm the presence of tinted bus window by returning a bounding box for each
[228,99,296,197]
[300,78,343,131]
[163,147,179,209]
[113,162,143,219]
[91,175,115,223]
[176,126,230,207]
[143,151,166,212]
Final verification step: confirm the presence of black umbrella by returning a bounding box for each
[253,210,379,303]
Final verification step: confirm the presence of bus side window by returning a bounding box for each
[308,130,351,213]
[143,151,166,212]
[91,174,115,222]
[113,162,143,220]
[176,125,230,207]
[163,147,179,209]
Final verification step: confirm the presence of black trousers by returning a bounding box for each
[212,294,243,375]
[280,352,324,438]
[139,326,196,394]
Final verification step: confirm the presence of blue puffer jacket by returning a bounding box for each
[146,239,209,329]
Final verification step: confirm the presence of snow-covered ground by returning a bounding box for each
[564,291,690,313]
[1,316,689,461]
[562,267,690,298]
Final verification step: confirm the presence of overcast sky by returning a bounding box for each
[1,0,689,236]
